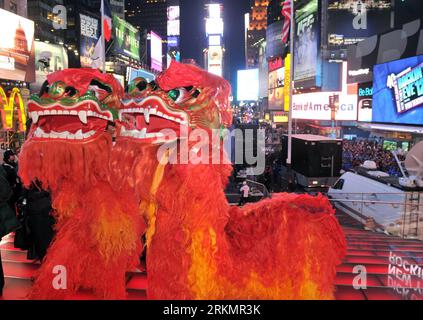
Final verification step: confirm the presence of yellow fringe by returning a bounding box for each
[143,151,170,249]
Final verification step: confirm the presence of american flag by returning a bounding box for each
[281,0,292,44]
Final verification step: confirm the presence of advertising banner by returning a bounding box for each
[357,81,373,122]
[113,15,140,60]
[0,8,35,82]
[34,41,68,93]
[206,3,223,36]
[167,5,180,36]
[208,46,223,77]
[268,66,284,110]
[266,20,285,59]
[150,31,163,72]
[294,0,320,86]
[284,54,291,112]
[80,13,103,68]
[237,69,259,101]
[347,17,423,84]
[373,54,423,125]
[292,90,358,121]
[327,0,392,49]
[0,86,27,131]
[258,41,268,99]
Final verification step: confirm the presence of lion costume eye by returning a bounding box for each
[168,88,189,104]
[168,87,201,103]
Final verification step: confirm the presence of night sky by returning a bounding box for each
[180,0,251,95]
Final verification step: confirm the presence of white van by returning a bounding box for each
[328,169,423,240]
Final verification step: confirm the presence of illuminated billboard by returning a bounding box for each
[208,35,221,46]
[268,68,285,90]
[258,41,268,99]
[294,0,320,87]
[167,36,179,48]
[167,5,180,36]
[347,17,423,84]
[0,8,35,82]
[327,0,392,49]
[266,20,285,59]
[237,69,259,101]
[150,31,162,72]
[373,55,423,125]
[357,81,373,122]
[268,56,285,110]
[284,54,291,112]
[207,46,223,77]
[80,13,102,69]
[34,41,68,92]
[292,90,358,121]
[206,3,224,36]
[113,15,140,60]
[292,62,358,120]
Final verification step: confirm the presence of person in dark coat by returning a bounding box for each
[22,181,55,262]
[0,166,21,297]
[2,149,22,214]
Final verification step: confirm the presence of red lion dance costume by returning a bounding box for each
[113,61,347,300]
[19,69,144,299]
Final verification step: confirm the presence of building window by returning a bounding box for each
[0,0,4,9]
[10,1,17,13]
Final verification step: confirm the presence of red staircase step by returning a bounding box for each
[345,255,422,266]
[335,273,383,287]
[335,286,366,300]
[347,245,423,253]
[364,287,413,300]
[337,262,423,276]
[1,249,37,264]
[0,242,21,252]
[0,278,32,300]
[2,260,39,280]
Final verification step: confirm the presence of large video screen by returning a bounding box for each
[237,69,259,101]
[113,15,140,61]
[268,67,284,110]
[34,41,68,93]
[373,55,423,125]
[294,0,320,86]
[0,9,35,82]
[266,20,284,59]
[208,46,223,77]
[167,6,180,36]
[150,31,163,72]
[327,0,392,49]
[357,81,373,122]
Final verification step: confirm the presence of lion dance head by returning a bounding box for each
[19,68,124,191]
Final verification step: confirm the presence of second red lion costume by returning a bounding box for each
[113,61,346,299]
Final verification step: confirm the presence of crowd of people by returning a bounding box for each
[342,139,406,176]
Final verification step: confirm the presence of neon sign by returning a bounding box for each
[387,62,423,114]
